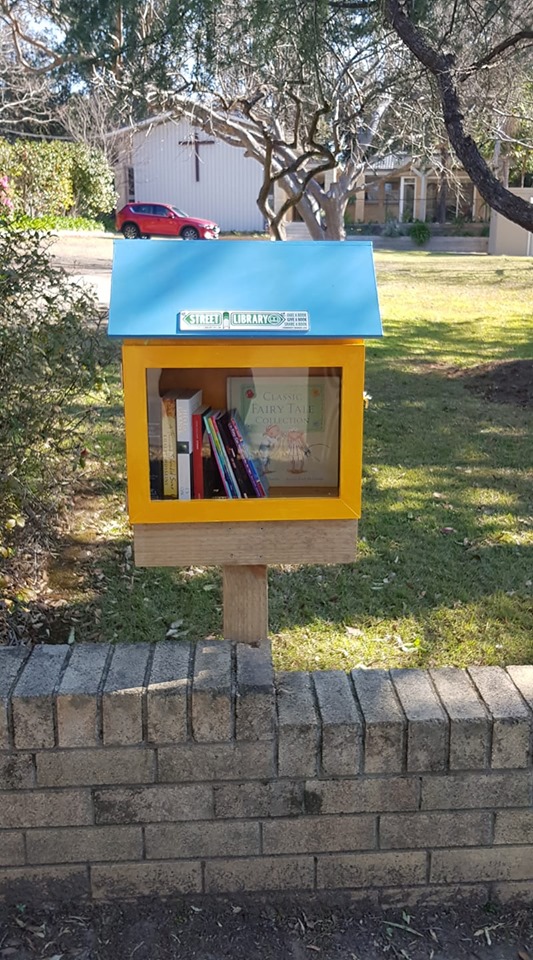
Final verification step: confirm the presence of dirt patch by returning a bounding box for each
[1,896,533,960]
[454,359,533,407]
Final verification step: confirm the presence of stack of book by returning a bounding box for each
[159,390,269,500]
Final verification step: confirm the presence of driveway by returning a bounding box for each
[49,232,114,306]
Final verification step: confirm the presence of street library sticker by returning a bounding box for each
[178,310,309,331]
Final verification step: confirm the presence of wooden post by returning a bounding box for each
[223,565,268,645]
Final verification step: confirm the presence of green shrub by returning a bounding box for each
[0,137,116,221]
[408,220,431,246]
[11,214,105,231]
[0,221,112,554]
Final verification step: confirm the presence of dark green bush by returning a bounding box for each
[0,222,111,554]
[408,220,431,246]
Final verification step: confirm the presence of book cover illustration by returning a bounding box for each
[227,376,340,487]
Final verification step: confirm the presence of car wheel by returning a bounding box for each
[180,226,200,240]
[122,222,141,239]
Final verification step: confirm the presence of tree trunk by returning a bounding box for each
[384,0,533,233]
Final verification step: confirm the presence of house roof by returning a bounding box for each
[108,239,383,339]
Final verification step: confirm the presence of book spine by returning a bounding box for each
[229,411,269,496]
[204,414,234,498]
[177,452,193,500]
[210,413,242,498]
[225,417,262,497]
[161,396,178,498]
[192,409,205,499]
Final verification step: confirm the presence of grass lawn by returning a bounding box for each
[48,251,533,671]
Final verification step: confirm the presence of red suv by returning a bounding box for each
[116,203,220,240]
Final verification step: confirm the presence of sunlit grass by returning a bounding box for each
[72,252,532,670]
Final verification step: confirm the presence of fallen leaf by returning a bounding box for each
[440,527,456,534]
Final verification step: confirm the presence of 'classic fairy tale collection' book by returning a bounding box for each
[226,376,340,488]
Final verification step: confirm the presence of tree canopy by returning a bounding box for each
[1,0,532,230]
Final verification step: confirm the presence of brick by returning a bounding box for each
[235,642,274,741]
[36,747,155,787]
[102,644,151,745]
[313,671,363,776]
[304,777,419,816]
[214,780,304,819]
[0,789,92,828]
[12,645,70,749]
[507,665,533,707]
[492,881,533,904]
[317,851,426,889]
[431,846,533,884]
[192,641,232,742]
[146,641,190,743]
[351,669,405,773]
[263,815,376,855]
[94,784,213,823]
[0,753,35,789]
[26,825,143,864]
[56,644,109,747]
[0,831,24,866]
[277,672,318,777]
[391,669,448,772]
[380,811,492,849]
[0,865,89,902]
[421,771,531,810]
[145,821,260,859]
[91,860,201,898]
[381,883,490,908]
[494,810,533,844]
[430,668,490,769]
[205,856,314,893]
[0,646,30,748]
[158,742,274,782]
[469,666,531,768]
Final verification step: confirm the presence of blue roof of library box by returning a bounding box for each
[108,239,382,339]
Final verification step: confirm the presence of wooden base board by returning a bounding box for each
[223,565,268,643]
[133,520,358,566]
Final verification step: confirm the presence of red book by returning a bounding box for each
[192,404,210,499]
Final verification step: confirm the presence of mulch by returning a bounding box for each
[453,359,533,408]
[1,895,533,960]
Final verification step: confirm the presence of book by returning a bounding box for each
[217,412,257,498]
[192,403,211,499]
[176,389,202,500]
[160,392,178,498]
[226,376,340,488]
[204,410,241,498]
[227,410,269,497]
[147,368,163,499]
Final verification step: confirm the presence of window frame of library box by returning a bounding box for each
[123,340,364,533]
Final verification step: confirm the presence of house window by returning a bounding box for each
[127,167,135,202]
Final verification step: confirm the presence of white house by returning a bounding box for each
[112,115,265,233]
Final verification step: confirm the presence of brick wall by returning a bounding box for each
[1,642,533,905]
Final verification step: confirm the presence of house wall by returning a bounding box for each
[1,642,533,906]
[488,188,533,256]
[116,119,265,233]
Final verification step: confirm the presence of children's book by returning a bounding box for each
[226,376,340,488]
[227,410,269,497]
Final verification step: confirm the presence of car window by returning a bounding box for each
[152,205,171,217]
[170,206,188,217]
[133,204,152,215]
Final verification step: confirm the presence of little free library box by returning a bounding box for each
[108,239,382,584]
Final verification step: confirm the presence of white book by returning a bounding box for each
[175,389,202,500]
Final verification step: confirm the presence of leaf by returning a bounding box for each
[67,626,76,644]
[440,527,456,534]
[518,950,531,960]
